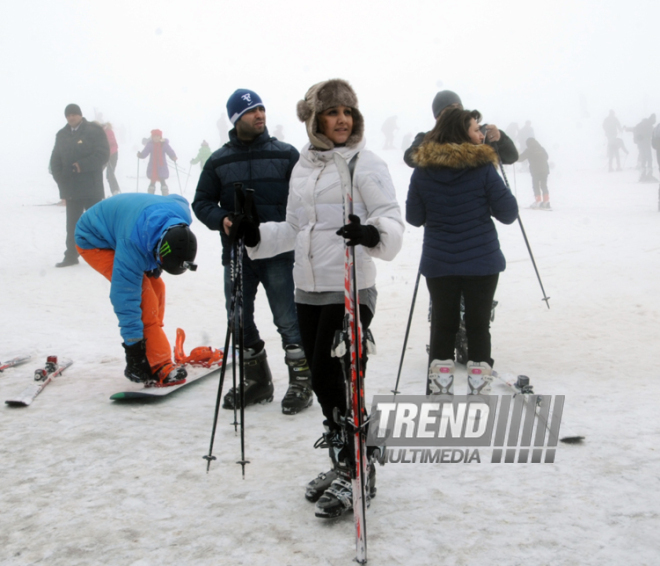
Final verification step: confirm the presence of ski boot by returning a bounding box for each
[222,344,274,409]
[314,428,377,519]
[428,359,454,395]
[147,184,156,194]
[467,361,493,395]
[161,182,169,196]
[305,426,339,503]
[281,344,313,415]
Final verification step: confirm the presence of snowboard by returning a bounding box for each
[110,356,233,401]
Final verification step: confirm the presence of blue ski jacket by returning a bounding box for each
[75,193,193,343]
[406,142,518,278]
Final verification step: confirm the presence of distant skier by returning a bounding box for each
[627,115,657,182]
[381,115,399,149]
[273,124,285,140]
[603,110,624,172]
[103,123,121,195]
[190,140,212,170]
[519,138,551,209]
[404,90,518,167]
[75,193,197,386]
[653,121,660,171]
[137,129,178,194]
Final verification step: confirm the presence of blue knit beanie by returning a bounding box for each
[226,89,264,125]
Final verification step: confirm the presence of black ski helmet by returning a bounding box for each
[157,224,197,275]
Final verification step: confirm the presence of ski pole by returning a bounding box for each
[497,158,551,309]
[174,161,183,195]
[392,269,421,396]
[136,157,140,192]
[184,163,193,194]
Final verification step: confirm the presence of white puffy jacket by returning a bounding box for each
[248,139,404,292]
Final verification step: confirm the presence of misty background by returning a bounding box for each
[1,0,658,197]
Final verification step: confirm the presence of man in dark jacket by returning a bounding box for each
[193,89,311,415]
[50,104,109,267]
[403,90,518,167]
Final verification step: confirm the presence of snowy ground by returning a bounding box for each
[1,153,659,566]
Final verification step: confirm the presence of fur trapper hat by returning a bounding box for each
[296,79,364,150]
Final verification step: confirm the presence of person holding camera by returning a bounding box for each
[404,90,518,167]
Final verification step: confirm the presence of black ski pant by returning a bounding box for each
[426,274,499,367]
[106,152,120,195]
[296,302,373,426]
[65,196,103,260]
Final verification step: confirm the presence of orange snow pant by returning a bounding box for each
[76,246,174,375]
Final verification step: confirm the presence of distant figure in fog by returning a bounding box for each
[381,116,399,149]
[652,121,660,171]
[626,115,657,182]
[603,110,623,172]
[519,138,551,210]
[137,129,178,194]
[273,124,285,140]
[401,132,412,153]
[505,122,520,150]
[103,123,121,195]
[50,103,109,268]
[190,140,212,170]
[216,115,228,146]
[518,121,534,151]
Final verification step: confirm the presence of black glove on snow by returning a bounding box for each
[336,214,380,248]
[122,339,153,383]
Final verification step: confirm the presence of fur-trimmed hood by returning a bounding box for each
[296,79,364,151]
[413,142,499,169]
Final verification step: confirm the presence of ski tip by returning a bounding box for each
[109,392,128,401]
[560,435,585,444]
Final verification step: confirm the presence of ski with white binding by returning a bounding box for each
[5,356,73,407]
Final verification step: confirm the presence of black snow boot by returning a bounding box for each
[222,343,274,409]
[122,339,153,383]
[281,344,313,415]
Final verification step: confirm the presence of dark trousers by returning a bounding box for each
[531,173,549,198]
[223,255,301,350]
[106,152,120,195]
[65,196,102,259]
[296,302,373,426]
[427,274,499,366]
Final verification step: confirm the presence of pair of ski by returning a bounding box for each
[4,355,73,407]
[332,153,370,564]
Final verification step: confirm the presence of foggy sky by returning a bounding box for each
[1,0,658,193]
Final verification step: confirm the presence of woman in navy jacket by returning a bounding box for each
[406,108,518,396]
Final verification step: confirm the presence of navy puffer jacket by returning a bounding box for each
[192,127,299,265]
[406,142,518,278]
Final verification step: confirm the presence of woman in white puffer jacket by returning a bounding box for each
[248,78,403,519]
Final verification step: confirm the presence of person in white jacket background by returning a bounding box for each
[246,79,404,519]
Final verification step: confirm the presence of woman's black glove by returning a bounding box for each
[336,214,380,248]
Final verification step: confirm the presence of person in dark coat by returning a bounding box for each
[403,90,518,167]
[193,88,311,416]
[50,103,110,267]
[406,107,518,396]
[519,137,551,209]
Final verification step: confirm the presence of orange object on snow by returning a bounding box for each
[174,328,224,367]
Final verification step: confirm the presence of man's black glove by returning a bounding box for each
[336,214,380,248]
[228,194,261,247]
[122,339,153,383]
